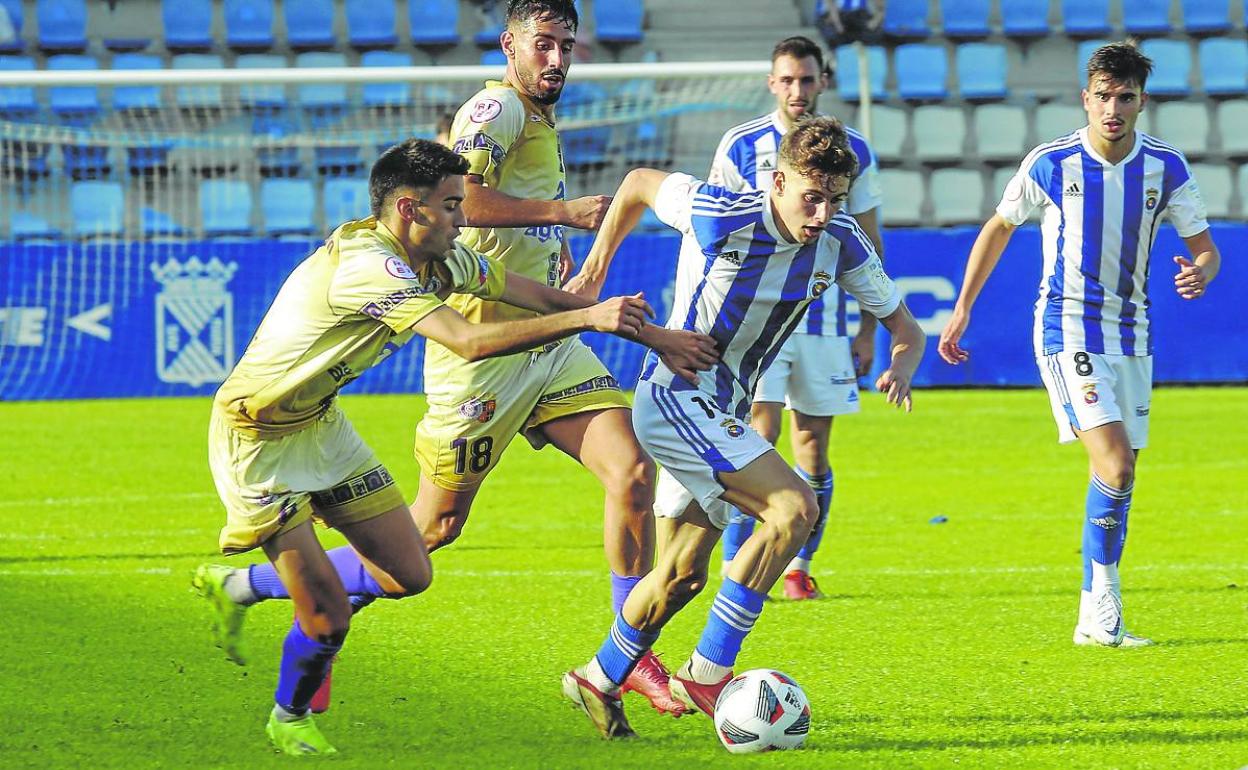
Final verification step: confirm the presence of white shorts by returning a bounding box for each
[632,382,775,529]
[1037,352,1152,450]
[753,334,860,416]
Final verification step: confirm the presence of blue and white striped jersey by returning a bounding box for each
[708,111,882,338]
[640,173,900,419]
[998,128,1208,357]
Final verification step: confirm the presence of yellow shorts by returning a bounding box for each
[209,404,406,555]
[415,338,629,491]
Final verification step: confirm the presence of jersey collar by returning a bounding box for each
[1078,125,1142,167]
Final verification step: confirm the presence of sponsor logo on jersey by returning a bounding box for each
[360,284,437,319]
[1145,187,1159,211]
[810,270,833,298]
[476,254,491,286]
[457,397,497,423]
[721,418,746,439]
[386,256,417,279]
[453,133,506,167]
[470,98,503,123]
[717,249,743,265]
[1082,382,1099,405]
[757,156,776,172]
[535,375,621,405]
[1063,182,1082,198]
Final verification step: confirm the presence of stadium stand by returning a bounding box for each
[956,42,1008,100]
[172,54,225,112]
[1154,102,1211,158]
[912,105,966,162]
[973,104,1028,163]
[940,0,991,39]
[1060,0,1111,38]
[323,176,369,228]
[883,0,932,39]
[112,54,163,113]
[261,178,317,237]
[10,211,61,240]
[1001,0,1052,37]
[1239,164,1248,215]
[201,179,253,237]
[141,207,187,237]
[836,45,888,103]
[1218,100,1248,156]
[879,168,925,224]
[866,104,908,161]
[929,168,984,224]
[1033,102,1083,143]
[895,43,948,100]
[595,0,644,45]
[225,0,276,51]
[0,0,24,52]
[36,0,87,53]
[1123,0,1173,37]
[345,0,397,49]
[1182,0,1234,35]
[237,54,289,112]
[284,0,336,50]
[1192,162,1233,218]
[1199,38,1248,96]
[409,0,460,47]
[1142,39,1193,97]
[163,0,214,52]
[361,50,415,108]
[70,181,124,238]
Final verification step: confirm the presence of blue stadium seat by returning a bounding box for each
[323,177,369,227]
[595,0,643,44]
[201,180,254,237]
[480,48,507,66]
[261,178,316,236]
[1,141,51,179]
[173,54,225,111]
[295,52,348,127]
[112,54,162,112]
[473,2,504,46]
[101,0,150,54]
[882,0,930,38]
[361,50,413,108]
[559,82,611,169]
[895,44,948,101]
[284,0,335,50]
[141,207,187,237]
[1001,0,1050,37]
[956,43,1007,101]
[409,0,459,46]
[940,0,991,38]
[163,0,213,51]
[1199,38,1248,97]
[1123,0,1172,36]
[37,0,86,52]
[226,0,276,51]
[1181,0,1232,34]
[345,0,397,49]
[236,54,288,112]
[47,54,99,120]
[1076,39,1110,75]
[70,181,125,238]
[0,0,25,52]
[1142,39,1192,97]
[1061,0,1111,37]
[0,56,38,119]
[10,212,61,240]
[836,44,887,102]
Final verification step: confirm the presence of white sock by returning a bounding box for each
[272,704,305,722]
[585,657,620,695]
[1090,561,1120,593]
[224,570,259,606]
[787,557,811,574]
[689,650,731,684]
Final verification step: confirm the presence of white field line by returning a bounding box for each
[3,564,1248,578]
[0,491,217,509]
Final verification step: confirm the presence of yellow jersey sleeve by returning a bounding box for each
[450,86,526,179]
[441,241,507,301]
[329,223,447,333]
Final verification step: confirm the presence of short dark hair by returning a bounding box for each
[779,116,858,184]
[1086,41,1153,91]
[771,36,824,71]
[369,138,469,217]
[505,0,579,31]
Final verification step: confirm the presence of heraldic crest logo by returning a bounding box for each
[150,256,239,387]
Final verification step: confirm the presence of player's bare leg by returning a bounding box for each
[1072,422,1147,647]
[410,476,483,552]
[783,411,834,600]
[540,408,686,716]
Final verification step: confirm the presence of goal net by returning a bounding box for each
[0,61,770,401]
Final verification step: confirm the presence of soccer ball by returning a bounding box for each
[712,669,811,754]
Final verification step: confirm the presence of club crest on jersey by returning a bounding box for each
[457,397,497,423]
[151,256,238,387]
[721,418,746,439]
[470,98,503,123]
[1145,187,1159,211]
[809,271,833,298]
[386,256,417,279]
[1082,383,1099,405]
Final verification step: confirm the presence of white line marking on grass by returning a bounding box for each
[0,492,216,509]
[0,567,173,576]
[0,528,206,541]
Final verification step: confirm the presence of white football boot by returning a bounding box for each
[1074,589,1153,647]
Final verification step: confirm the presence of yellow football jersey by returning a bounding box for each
[447,79,567,325]
[214,217,506,438]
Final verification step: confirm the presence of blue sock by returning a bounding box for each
[248,546,390,600]
[593,613,660,685]
[274,620,344,715]
[722,509,755,562]
[796,468,833,561]
[610,572,642,614]
[695,577,766,667]
[1081,475,1132,591]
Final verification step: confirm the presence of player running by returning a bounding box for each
[938,42,1222,647]
[411,0,712,714]
[706,36,884,600]
[561,117,925,737]
[194,138,656,755]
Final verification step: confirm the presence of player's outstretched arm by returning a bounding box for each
[564,168,671,300]
[411,297,651,362]
[462,174,612,230]
[938,213,1017,365]
[1174,229,1221,300]
[873,302,926,412]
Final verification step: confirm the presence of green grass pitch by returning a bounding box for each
[2,387,1246,769]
